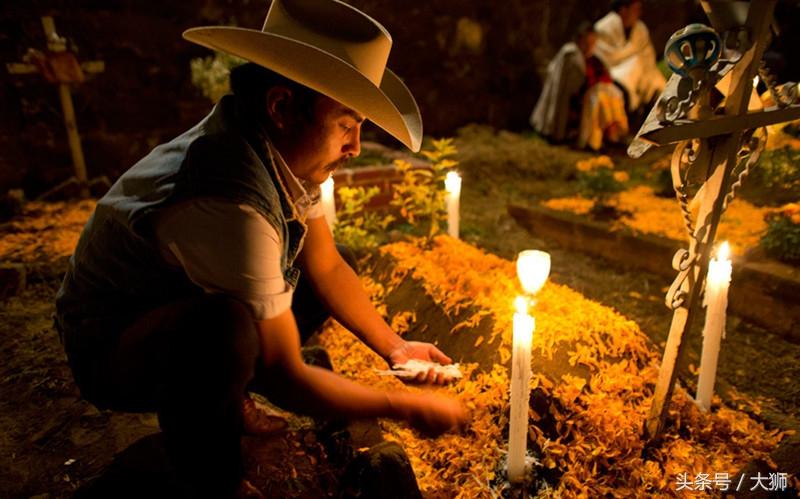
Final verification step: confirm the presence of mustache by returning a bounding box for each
[325,157,351,172]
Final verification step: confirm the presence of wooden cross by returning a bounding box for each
[628,0,800,440]
[6,16,105,199]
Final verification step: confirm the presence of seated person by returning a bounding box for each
[578,32,629,150]
[530,23,628,151]
[593,0,666,114]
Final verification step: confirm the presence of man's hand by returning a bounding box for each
[387,341,455,385]
[389,392,469,436]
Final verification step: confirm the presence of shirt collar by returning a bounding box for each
[266,140,321,217]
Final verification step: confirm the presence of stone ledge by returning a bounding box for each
[508,203,800,342]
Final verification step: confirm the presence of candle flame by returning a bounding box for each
[753,75,759,88]
[514,296,528,314]
[321,176,334,196]
[517,250,551,295]
[444,171,462,194]
[717,241,730,261]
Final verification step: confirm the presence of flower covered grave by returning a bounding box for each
[318,236,790,497]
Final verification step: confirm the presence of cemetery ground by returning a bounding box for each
[1,126,799,498]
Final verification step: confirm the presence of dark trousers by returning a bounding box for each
[70,245,358,498]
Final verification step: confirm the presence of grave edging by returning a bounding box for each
[507,203,800,342]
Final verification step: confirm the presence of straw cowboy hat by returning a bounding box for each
[183,0,422,151]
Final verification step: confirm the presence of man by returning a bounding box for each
[593,0,666,114]
[55,0,468,497]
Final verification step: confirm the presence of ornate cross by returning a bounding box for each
[6,16,105,198]
[627,0,800,440]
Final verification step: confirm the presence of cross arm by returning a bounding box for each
[638,105,800,146]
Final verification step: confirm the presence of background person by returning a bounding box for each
[593,0,666,116]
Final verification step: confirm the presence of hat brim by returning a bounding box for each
[183,26,422,152]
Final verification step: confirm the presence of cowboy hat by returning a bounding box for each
[183,0,422,151]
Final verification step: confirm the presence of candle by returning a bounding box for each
[508,296,534,483]
[695,242,732,411]
[507,249,551,483]
[321,176,336,232]
[444,171,461,239]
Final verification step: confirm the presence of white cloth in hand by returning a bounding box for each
[375,359,463,380]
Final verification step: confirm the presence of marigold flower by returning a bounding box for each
[781,202,800,217]
[613,171,630,183]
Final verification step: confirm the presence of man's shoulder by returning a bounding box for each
[595,11,621,32]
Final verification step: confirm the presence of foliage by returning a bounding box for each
[190,52,244,102]
[744,146,800,206]
[390,138,458,238]
[760,203,800,264]
[454,124,587,183]
[332,186,393,250]
[578,168,626,197]
[574,156,627,219]
[653,166,675,198]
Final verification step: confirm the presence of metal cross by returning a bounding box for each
[627,0,800,440]
[6,16,105,198]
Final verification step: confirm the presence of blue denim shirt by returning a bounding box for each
[55,95,307,360]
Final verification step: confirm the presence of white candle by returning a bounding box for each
[508,296,534,483]
[321,176,336,232]
[696,242,732,411]
[444,171,461,239]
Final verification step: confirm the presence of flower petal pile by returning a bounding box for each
[320,236,789,497]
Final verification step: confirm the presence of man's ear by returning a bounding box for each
[266,86,294,130]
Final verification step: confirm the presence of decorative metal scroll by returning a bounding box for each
[624,0,800,440]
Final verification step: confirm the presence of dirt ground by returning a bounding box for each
[1,129,798,498]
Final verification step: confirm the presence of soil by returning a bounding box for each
[1,128,798,498]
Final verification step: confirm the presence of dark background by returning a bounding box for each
[1,0,796,197]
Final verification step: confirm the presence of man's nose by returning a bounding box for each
[344,128,361,158]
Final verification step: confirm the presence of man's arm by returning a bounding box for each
[296,216,453,382]
[257,307,466,433]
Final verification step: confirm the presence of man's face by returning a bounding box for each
[620,1,642,29]
[578,32,597,57]
[279,94,364,185]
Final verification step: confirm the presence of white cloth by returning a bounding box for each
[593,11,666,111]
[153,142,323,320]
[530,42,586,141]
[375,360,463,380]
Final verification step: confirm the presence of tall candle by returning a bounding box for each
[321,176,336,232]
[696,242,732,411]
[508,296,534,483]
[444,171,461,239]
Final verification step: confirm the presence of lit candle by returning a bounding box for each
[444,171,461,239]
[516,250,551,295]
[321,176,336,232]
[507,250,551,483]
[695,242,732,411]
[508,296,534,483]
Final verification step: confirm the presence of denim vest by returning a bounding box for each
[55,95,307,356]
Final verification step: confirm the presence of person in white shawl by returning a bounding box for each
[593,0,666,112]
[529,29,589,142]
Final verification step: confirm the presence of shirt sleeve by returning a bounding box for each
[153,199,293,320]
